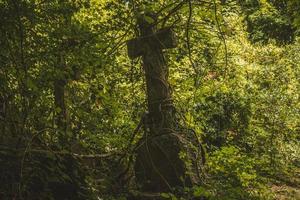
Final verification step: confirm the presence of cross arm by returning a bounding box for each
[127,27,177,60]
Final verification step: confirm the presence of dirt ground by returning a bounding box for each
[271,169,300,200]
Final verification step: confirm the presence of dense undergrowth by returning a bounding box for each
[1,0,300,199]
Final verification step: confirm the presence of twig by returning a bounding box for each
[0,146,118,159]
[213,0,228,75]
[186,0,198,75]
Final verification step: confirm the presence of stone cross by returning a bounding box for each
[127,15,198,196]
[127,20,177,120]
[127,27,177,59]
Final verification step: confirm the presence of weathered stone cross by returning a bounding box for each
[127,15,199,196]
[127,18,177,119]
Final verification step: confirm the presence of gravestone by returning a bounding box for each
[127,14,202,196]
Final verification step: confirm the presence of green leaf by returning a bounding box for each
[144,16,154,24]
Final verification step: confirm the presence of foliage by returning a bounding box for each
[0,148,91,199]
[0,0,299,199]
[239,0,296,44]
[206,146,273,200]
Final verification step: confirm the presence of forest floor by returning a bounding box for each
[271,168,300,200]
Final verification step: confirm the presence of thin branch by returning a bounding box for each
[186,0,198,76]
[0,146,118,159]
[213,0,228,75]
[159,1,186,28]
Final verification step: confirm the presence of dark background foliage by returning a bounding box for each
[0,0,299,199]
